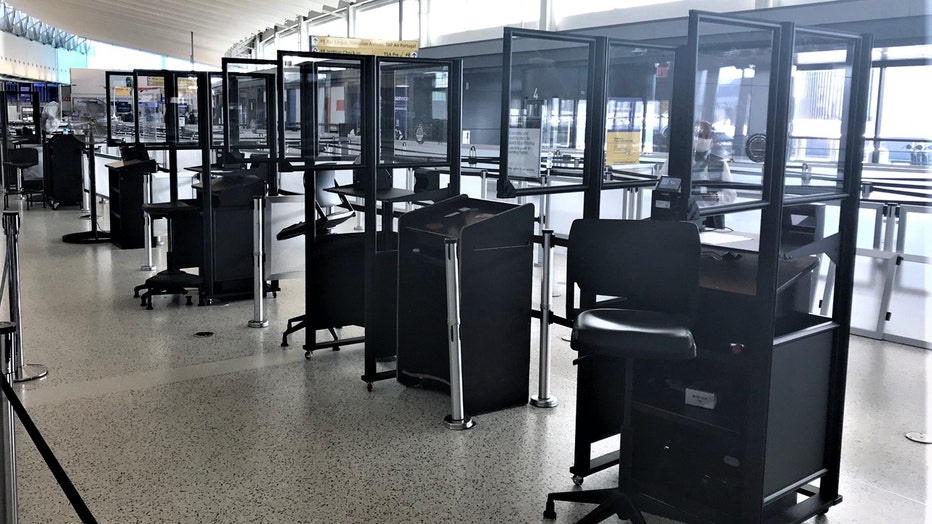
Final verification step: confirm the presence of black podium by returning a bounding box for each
[106,158,157,249]
[194,174,266,300]
[44,134,84,208]
[396,195,534,415]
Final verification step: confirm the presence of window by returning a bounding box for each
[356,2,401,40]
[308,15,347,39]
[429,0,537,37]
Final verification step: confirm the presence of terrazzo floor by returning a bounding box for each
[2,199,929,523]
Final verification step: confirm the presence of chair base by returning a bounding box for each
[133,270,202,310]
[544,487,646,524]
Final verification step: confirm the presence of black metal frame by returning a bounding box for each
[275,50,462,388]
[497,28,604,210]
[634,11,871,523]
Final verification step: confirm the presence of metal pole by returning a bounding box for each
[140,173,156,271]
[875,204,900,334]
[0,322,18,523]
[2,212,47,382]
[248,197,269,328]
[480,170,488,200]
[531,229,558,408]
[442,239,475,430]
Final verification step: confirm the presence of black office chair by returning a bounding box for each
[544,219,700,524]
[276,169,355,241]
[133,200,203,309]
[278,168,357,350]
[4,147,43,209]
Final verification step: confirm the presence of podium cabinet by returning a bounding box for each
[106,158,156,249]
[44,134,84,208]
[396,195,534,415]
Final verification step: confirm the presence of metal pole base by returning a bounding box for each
[140,265,157,272]
[247,319,269,328]
[199,297,228,307]
[62,231,111,244]
[530,395,559,408]
[443,415,476,431]
[906,432,932,444]
[13,364,48,383]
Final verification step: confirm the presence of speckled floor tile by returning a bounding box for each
[1,202,928,523]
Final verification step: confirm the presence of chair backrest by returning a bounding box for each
[314,169,355,231]
[7,147,39,167]
[567,219,701,322]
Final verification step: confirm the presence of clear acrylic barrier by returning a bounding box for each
[604,41,677,189]
[135,72,169,145]
[690,19,778,215]
[277,52,364,167]
[378,60,451,165]
[785,29,858,202]
[175,74,201,147]
[503,31,595,189]
[106,72,135,144]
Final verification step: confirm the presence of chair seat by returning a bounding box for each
[4,161,38,169]
[142,201,199,220]
[571,308,696,361]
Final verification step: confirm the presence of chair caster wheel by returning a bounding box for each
[543,508,556,520]
[304,351,311,359]
[367,383,373,392]
[572,475,584,486]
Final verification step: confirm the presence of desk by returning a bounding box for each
[571,248,822,502]
[326,185,449,236]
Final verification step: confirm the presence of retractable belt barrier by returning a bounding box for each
[0,375,97,523]
[1,211,96,523]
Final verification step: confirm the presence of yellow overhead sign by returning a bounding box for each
[311,36,418,58]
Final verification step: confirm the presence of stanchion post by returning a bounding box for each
[480,169,488,200]
[2,212,47,383]
[140,172,156,271]
[442,239,475,430]
[248,197,269,328]
[0,322,18,523]
[531,229,558,408]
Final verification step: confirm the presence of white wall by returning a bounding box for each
[0,30,86,83]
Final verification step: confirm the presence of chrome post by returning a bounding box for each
[0,322,18,523]
[354,196,364,231]
[2,212,47,382]
[634,188,644,220]
[248,197,269,328]
[531,229,558,408]
[536,174,550,267]
[480,169,488,200]
[405,168,413,212]
[442,239,475,430]
[140,172,156,271]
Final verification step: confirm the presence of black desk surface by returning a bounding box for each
[105,158,158,171]
[184,164,241,175]
[326,185,420,203]
[700,250,819,296]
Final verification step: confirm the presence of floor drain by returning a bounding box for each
[194,331,214,338]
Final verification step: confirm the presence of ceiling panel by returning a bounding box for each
[7,0,351,67]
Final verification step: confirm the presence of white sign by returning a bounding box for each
[507,127,542,179]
